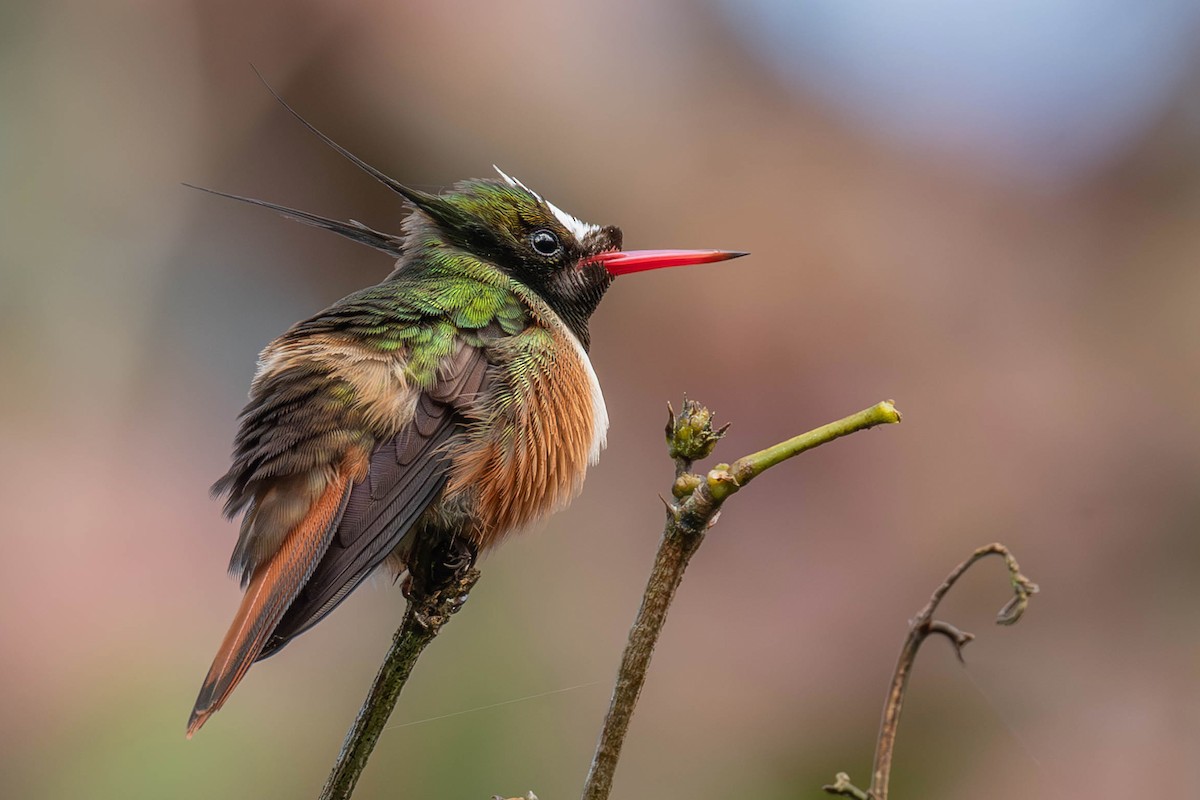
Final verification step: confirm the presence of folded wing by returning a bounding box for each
[188,338,490,736]
[262,341,490,655]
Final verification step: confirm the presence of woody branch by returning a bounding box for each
[580,399,902,800]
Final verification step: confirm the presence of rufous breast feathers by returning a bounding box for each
[448,322,607,547]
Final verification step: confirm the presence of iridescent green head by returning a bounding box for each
[401,169,622,340]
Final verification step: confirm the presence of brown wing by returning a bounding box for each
[256,341,489,659]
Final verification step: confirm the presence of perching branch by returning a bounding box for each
[319,541,480,800]
[823,543,1039,800]
[580,399,902,800]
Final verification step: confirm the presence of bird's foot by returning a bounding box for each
[444,536,478,578]
[408,536,480,631]
[412,576,477,631]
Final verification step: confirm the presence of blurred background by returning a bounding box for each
[2,1,1199,797]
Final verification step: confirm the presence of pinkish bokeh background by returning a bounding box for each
[3,2,1199,798]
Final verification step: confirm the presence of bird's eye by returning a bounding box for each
[530,229,561,257]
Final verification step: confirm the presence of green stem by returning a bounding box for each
[713,401,901,502]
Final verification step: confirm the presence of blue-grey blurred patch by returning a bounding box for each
[716,0,1200,189]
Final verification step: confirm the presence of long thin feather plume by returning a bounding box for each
[181,183,404,256]
[249,65,440,210]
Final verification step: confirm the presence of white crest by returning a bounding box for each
[493,165,542,201]
[493,165,601,242]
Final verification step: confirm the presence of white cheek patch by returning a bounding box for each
[493,165,601,243]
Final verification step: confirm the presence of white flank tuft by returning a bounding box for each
[563,326,608,465]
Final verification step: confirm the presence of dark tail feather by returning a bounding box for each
[187,468,353,738]
[182,183,404,256]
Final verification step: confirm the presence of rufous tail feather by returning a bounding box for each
[187,467,352,738]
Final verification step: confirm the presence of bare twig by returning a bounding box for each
[823,543,1039,800]
[581,399,902,800]
[319,555,480,800]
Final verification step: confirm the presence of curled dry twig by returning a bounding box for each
[823,543,1039,800]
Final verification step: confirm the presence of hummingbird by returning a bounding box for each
[186,86,746,738]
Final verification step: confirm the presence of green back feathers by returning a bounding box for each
[274,175,612,391]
